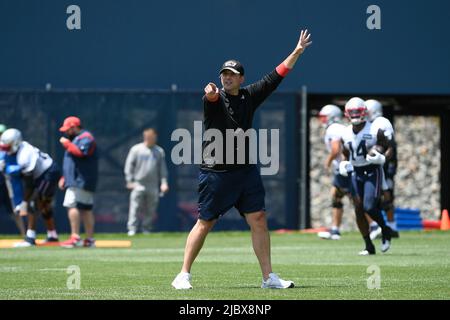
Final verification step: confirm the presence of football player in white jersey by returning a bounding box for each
[317,104,350,240]
[0,128,61,247]
[365,99,399,239]
[339,98,394,255]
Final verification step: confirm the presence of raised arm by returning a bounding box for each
[247,29,312,109]
[276,29,312,75]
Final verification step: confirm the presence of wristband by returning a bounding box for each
[276,63,291,77]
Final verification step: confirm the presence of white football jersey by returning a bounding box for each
[16,141,53,179]
[324,122,346,173]
[371,116,394,140]
[341,119,394,167]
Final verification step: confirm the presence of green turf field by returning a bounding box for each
[0,231,449,300]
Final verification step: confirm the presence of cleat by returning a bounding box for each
[358,244,376,256]
[261,273,294,289]
[60,235,83,248]
[14,237,36,248]
[318,229,341,240]
[43,237,59,243]
[83,238,96,248]
[330,229,341,240]
[318,231,332,240]
[381,226,393,253]
[381,239,391,253]
[172,272,193,290]
[370,226,382,241]
[127,230,136,237]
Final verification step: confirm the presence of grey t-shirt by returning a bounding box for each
[124,143,168,190]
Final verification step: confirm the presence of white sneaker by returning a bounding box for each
[358,249,371,256]
[317,231,332,240]
[381,240,391,253]
[370,227,382,241]
[261,273,294,289]
[14,240,35,248]
[171,272,193,290]
[127,230,136,237]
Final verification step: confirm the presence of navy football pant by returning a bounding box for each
[351,165,387,233]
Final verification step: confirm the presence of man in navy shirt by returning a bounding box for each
[58,116,98,248]
[172,29,312,290]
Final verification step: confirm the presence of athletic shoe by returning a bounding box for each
[172,272,193,290]
[14,237,36,248]
[381,240,391,253]
[318,229,341,240]
[83,238,96,248]
[370,226,382,240]
[127,230,136,237]
[43,237,59,243]
[381,227,392,253]
[318,230,332,240]
[358,243,376,256]
[330,229,341,240]
[381,226,392,252]
[261,273,294,289]
[60,235,83,248]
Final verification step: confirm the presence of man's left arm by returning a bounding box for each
[248,29,312,109]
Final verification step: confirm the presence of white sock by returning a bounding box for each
[387,221,397,230]
[26,229,36,239]
[47,230,58,239]
[370,221,378,228]
[331,226,339,232]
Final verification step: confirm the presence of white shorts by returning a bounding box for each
[63,187,94,210]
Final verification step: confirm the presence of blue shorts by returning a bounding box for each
[198,165,265,221]
[332,173,351,193]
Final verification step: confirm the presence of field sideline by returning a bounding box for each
[0,231,449,300]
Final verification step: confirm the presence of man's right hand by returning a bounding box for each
[58,177,65,190]
[126,182,136,190]
[204,83,219,101]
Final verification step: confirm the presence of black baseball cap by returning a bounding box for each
[219,60,245,76]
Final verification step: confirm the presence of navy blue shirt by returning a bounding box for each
[63,130,98,192]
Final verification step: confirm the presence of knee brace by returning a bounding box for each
[332,198,343,209]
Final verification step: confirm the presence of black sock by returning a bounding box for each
[363,235,374,250]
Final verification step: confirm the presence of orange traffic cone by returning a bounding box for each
[440,209,450,231]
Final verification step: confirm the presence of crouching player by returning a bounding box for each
[0,128,61,247]
[339,98,394,255]
[317,104,350,240]
[0,124,25,236]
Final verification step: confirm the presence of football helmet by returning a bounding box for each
[318,104,342,127]
[0,128,23,154]
[345,97,367,125]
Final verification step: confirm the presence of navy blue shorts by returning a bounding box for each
[34,162,61,199]
[350,165,383,213]
[198,165,265,221]
[332,173,351,193]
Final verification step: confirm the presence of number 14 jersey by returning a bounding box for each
[341,117,394,168]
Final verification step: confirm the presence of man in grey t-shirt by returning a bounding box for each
[124,128,169,235]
